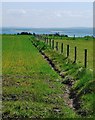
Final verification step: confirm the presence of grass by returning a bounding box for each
[46,36,93,70]
[32,36,94,118]
[2,35,79,119]
[0,35,2,120]
[0,35,2,75]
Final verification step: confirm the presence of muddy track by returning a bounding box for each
[32,41,87,117]
[31,42,76,110]
[39,50,74,109]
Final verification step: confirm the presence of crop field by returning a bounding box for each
[46,37,93,70]
[2,35,79,119]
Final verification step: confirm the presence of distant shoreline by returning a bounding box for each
[0,27,93,37]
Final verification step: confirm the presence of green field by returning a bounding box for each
[47,38,93,70]
[0,35,2,120]
[2,35,79,119]
[32,36,94,118]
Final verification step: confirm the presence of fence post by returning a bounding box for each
[45,38,47,43]
[56,42,58,51]
[84,49,87,68]
[67,45,69,57]
[61,43,63,53]
[47,38,48,45]
[52,39,54,49]
[49,39,51,48]
[46,39,47,44]
[74,46,77,63]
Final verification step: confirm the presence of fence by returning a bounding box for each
[45,38,88,68]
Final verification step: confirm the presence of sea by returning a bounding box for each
[0,27,93,37]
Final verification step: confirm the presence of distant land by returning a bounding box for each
[0,27,93,37]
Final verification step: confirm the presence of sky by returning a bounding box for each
[2,2,93,28]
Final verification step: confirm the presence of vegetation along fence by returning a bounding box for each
[45,38,88,68]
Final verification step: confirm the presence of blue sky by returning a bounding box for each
[2,2,93,28]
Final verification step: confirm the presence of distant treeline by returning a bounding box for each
[17,32,94,39]
[17,32,32,35]
[44,33,68,37]
[17,32,68,37]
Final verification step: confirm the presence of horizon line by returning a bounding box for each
[1,27,93,29]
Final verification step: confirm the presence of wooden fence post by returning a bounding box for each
[52,39,54,49]
[56,42,58,51]
[61,43,63,53]
[74,46,77,63]
[49,39,51,48]
[84,49,87,68]
[47,39,48,45]
[67,45,69,57]
[45,38,47,43]
[46,39,47,44]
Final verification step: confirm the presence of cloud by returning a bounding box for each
[2,3,92,28]
[56,13,62,17]
[7,9,27,15]
[57,9,93,19]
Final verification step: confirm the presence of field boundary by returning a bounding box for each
[45,38,88,68]
[31,37,92,117]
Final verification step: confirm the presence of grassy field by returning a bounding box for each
[0,35,2,74]
[32,36,94,118]
[2,35,79,119]
[0,35,2,120]
[46,37,93,70]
